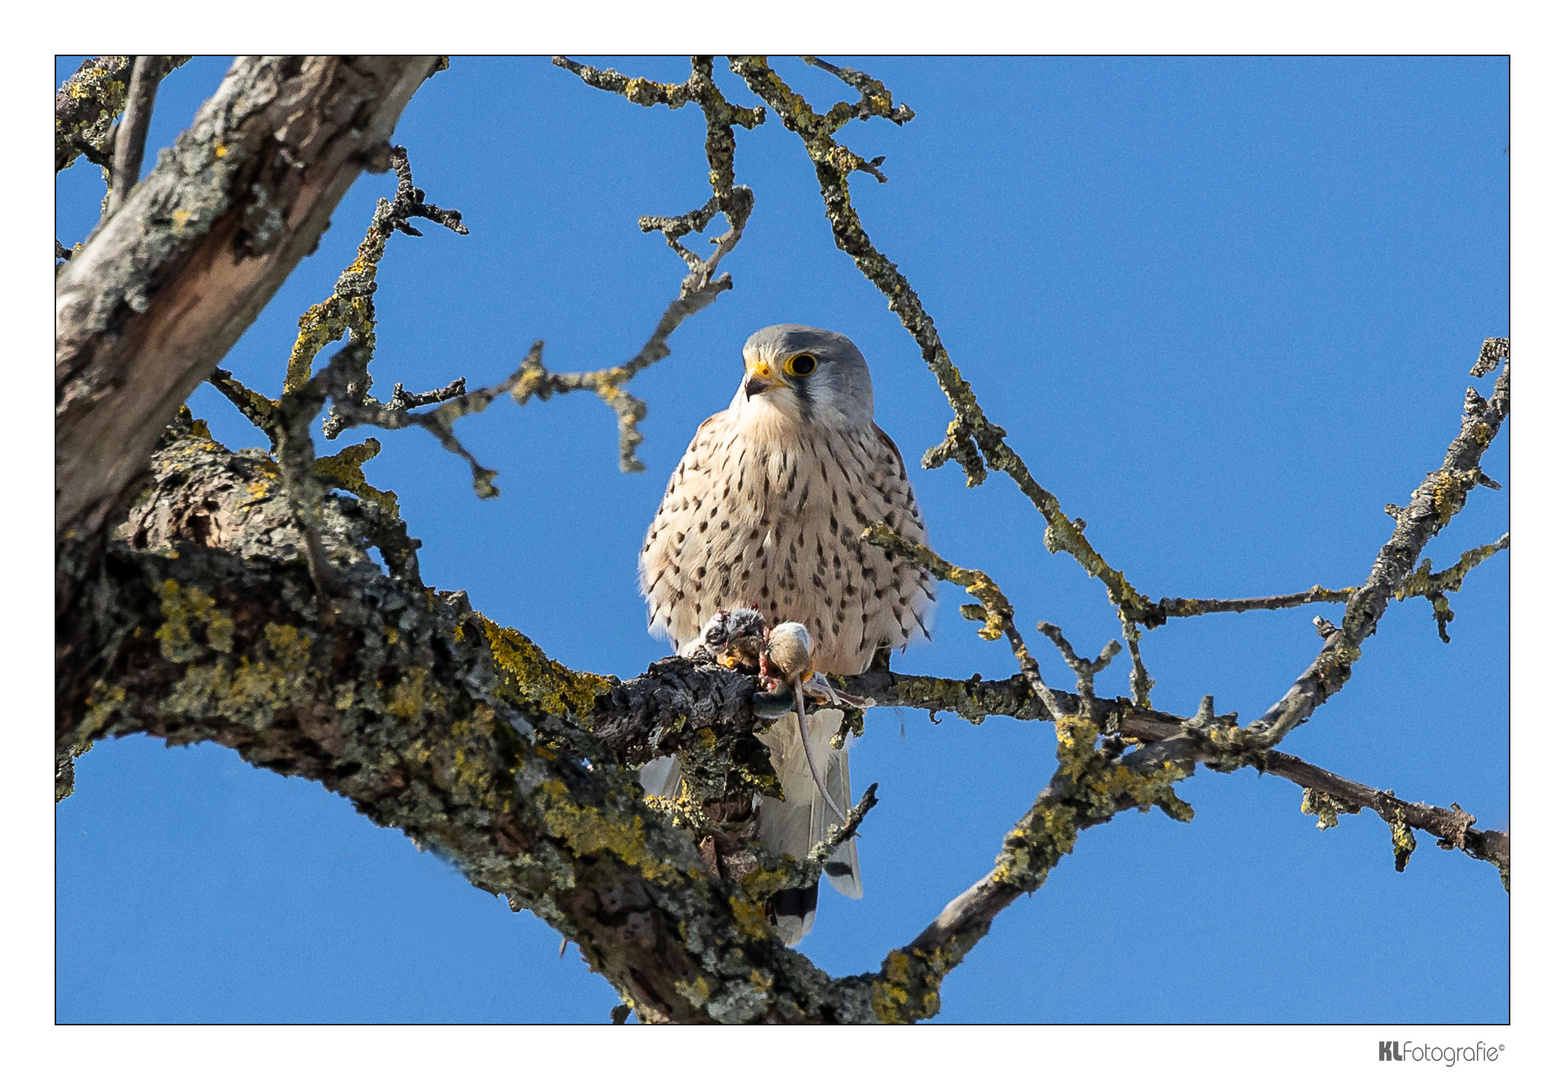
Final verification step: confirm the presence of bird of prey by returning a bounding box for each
[638,324,934,943]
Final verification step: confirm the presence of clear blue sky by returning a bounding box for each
[56,56,1508,1024]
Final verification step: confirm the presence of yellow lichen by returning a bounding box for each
[164,621,315,724]
[387,668,428,720]
[476,615,611,718]
[737,865,791,903]
[1428,470,1466,526]
[81,683,128,736]
[870,948,943,1023]
[155,580,235,661]
[675,976,712,1007]
[315,439,401,518]
[728,896,771,940]
[537,778,681,885]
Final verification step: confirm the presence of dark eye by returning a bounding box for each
[785,353,818,377]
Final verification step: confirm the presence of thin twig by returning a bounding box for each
[547,56,761,470]
[1394,532,1510,643]
[1035,622,1120,699]
[1154,585,1356,619]
[208,368,279,443]
[861,523,1073,721]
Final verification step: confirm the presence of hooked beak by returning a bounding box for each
[743,359,783,400]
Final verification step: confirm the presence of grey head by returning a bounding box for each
[736,324,875,429]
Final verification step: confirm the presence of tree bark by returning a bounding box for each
[56,56,440,615]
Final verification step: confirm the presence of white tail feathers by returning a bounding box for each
[755,706,862,900]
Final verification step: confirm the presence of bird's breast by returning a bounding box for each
[641,407,932,675]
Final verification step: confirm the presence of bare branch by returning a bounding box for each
[1154,584,1356,619]
[320,341,524,499]
[56,57,442,574]
[1036,622,1120,699]
[389,378,467,411]
[55,55,191,174]
[510,275,733,473]
[104,56,166,217]
[1246,347,1509,747]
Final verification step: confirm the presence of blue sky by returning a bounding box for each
[55,56,1508,1024]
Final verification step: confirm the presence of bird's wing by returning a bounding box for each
[639,412,729,650]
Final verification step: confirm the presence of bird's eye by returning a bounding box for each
[785,353,818,377]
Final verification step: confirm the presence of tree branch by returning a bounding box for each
[104,56,166,218]
[1153,584,1357,619]
[56,56,443,603]
[55,55,191,175]
[1246,344,1509,746]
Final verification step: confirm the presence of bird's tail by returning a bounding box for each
[755,706,861,943]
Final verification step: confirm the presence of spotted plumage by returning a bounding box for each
[640,326,934,676]
[638,324,934,943]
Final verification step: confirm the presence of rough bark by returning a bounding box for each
[56,56,440,595]
[56,413,1507,1022]
[58,418,886,1023]
[54,56,1508,1024]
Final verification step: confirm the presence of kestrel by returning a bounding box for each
[638,324,935,942]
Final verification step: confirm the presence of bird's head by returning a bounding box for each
[737,324,875,428]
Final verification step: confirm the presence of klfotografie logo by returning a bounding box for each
[1378,1040,1504,1064]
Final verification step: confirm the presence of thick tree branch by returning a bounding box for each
[62,411,1507,1022]
[56,56,442,591]
[58,421,943,1023]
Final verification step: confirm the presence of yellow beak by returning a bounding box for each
[744,359,784,399]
